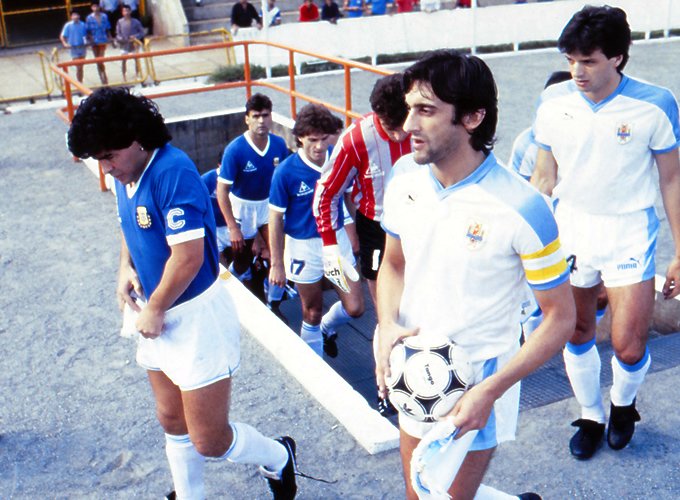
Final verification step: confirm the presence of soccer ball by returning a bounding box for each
[385,335,475,423]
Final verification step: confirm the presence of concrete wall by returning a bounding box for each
[165,108,296,173]
[227,0,680,68]
[148,0,189,39]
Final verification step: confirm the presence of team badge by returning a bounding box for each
[465,219,486,250]
[273,157,280,167]
[616,123,632,144]
[136,206,152,229]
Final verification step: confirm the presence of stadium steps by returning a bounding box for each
[278,283,680,414]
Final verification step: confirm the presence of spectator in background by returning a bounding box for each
[116,4,145,80]
[231,0,262,35]
[299,0,320,22]
[60,11,88,83]
[395,0,414,13]
[343,0,365,18]
[100,0,120,30]
[86,1,112,85]
[321,0,342,22]
[456,0,471,7]
[126,0,140,18]
[369,0,393,15]
[261,0,282,26]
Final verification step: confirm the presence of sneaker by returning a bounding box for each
[263,436,297,500]
[377,396,397,417]
[517,493,542,500]
[322,332,338,358]
[569,419,605,460]
[607,400,641,450]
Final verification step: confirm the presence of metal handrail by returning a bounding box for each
[51,39,394,190]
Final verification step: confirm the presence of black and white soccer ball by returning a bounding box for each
[386,335,475,423]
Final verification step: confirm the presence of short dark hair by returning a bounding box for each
[369,73,408,130]
[121,4,131,10]
[68,87,171,159]
[544,70,571,89]
[245,93,273,114]
[292,104,338,145]
[558,5,631,71]
[403,49,497,153]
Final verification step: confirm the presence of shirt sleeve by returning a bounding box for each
[156,167,209,246]
[650,90,680,154]
[268,167,288,212]
[218,143,237,185]
[514,195,569,291]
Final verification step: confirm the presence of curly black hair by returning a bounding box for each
[292,103,339,146]
[67,87,171,159]
[369,73,408,130]
[245,93,273,115]
[558,5,631,72]
[403,49,498,154]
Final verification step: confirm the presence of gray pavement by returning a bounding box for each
[1,41,680,499]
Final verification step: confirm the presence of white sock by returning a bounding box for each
[610,348,651,407]
[320,301,351,335]
[301,322,323,356]
[563,340,606,423]
[165,434,205,500]
[474,483,518,499]
[219,422,288,473]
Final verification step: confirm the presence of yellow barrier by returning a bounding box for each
[144,28,236,84]
[0,50,55,104]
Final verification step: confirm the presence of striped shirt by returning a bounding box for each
[313,112,411,245]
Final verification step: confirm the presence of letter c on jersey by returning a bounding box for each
[167,208,186,230]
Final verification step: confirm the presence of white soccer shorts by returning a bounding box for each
[283,228,355,284]
[555,202,658,288]
[230,194,269,239]
[133,277,241,391]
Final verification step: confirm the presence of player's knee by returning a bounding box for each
[155,408,187,435]
[302,307,323,325]
[345,300,364,318]
[613,345,646,366]
[192,428,232,458]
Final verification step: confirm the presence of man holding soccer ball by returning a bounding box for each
[375,51,576,499]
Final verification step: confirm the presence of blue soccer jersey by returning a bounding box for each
[115,144,219,307]
[269,150,344,240]
[201,169,226,227]
[218,133,289,201]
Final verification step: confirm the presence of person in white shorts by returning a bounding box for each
[532,5,680,460]
[217,93,290,283]
[68,87,297,500]
[269,104,364,357]
[375,50,576,500]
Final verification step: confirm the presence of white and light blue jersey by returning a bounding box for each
[270,150,344,240]
[507,127,537,181]
[115,144,219,307]
[534,76,680,214]
[218,133,289,201]
[382,153,569,362]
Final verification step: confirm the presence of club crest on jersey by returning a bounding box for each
[465,219,486,250]
[616,123,632,144]
[243,160,257,172]
[297,181,314,196]
[136,206,152,229]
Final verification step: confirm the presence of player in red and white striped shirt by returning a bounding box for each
[314,74,411,307]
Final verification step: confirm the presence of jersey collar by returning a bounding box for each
[579,74,629,112]
[126,147,159,198]
[427,152,496,197]
[298,148,327,172]
[244,132,271,157]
